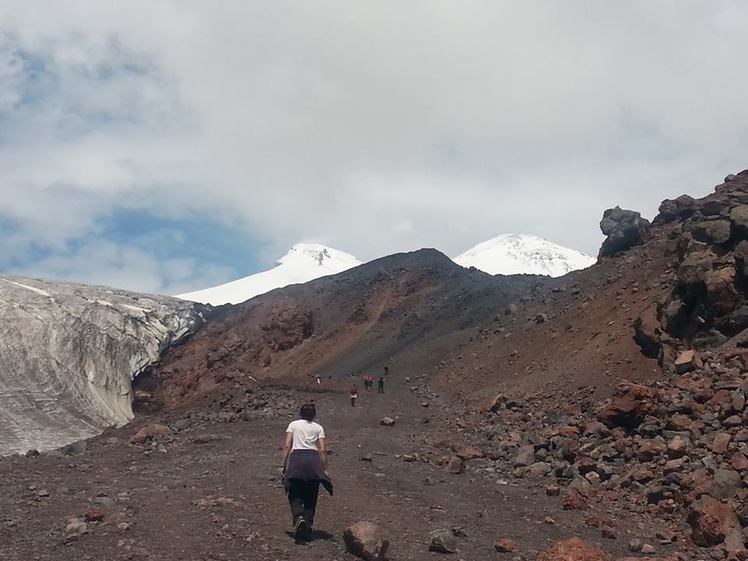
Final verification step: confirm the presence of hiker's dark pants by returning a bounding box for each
[287,479,320,526]
[351,397,357,407]
[378,384,384,394]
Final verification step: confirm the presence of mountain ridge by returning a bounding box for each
[178,235,594,306]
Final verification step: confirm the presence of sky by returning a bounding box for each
[1,1,747,294]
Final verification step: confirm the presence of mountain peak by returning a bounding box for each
[453,233,596,277]
[278,243,358,268]
[178,243,361,305]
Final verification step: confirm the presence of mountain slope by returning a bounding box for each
[453,233,596,277]
[177,243,361,305]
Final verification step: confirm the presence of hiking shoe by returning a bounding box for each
[293,516,307,539]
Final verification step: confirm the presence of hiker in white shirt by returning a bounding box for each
[281,403,332,540]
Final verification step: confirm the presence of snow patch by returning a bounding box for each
[0,279,51,297]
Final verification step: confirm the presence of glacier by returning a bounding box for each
[0,276,205,456]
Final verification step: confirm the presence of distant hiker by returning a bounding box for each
[315,375,321,385]
[365,375,372,391]
[350,385,358,407]
[281,403,332,541]
[377,376,384,394]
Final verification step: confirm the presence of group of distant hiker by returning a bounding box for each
[281,365,392,541]
[351,366,388,406]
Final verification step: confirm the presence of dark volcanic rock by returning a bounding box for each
[599,207,651,258]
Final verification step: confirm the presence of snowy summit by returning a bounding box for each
[177,243,362,305]
[453,233,596,277]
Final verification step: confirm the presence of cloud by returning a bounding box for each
[1,1,747,292]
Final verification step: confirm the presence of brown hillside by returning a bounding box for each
[140,170,748,413]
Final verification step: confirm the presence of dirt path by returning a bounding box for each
[0,375,683,560]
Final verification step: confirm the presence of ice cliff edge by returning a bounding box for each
[0,276,206,455]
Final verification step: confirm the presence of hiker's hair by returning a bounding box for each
[299,403,316,421]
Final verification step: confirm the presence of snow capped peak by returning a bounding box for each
[453,233,596,277]
[177,243,361,306]
[278,243,359,268]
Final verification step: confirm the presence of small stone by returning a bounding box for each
[429,528,458,554]
[379,417,396,427]
[494,538,518,553]
[65,519,87,534]
[447,456,465,475]
[84,507,105,522]
[641,543,656,554]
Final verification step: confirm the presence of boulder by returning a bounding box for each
[657,195,696,222]
[379,417,396,427]
[735,241,748,277]
[537,538,610,561]
[730,204,748,232]
[599,207,650,258]
[687,496,744,554]
[710,469,742,500]
[632,310,661,359]
[691,219,732,244]
[597,384,657,428]
[129,424,171,445]
[343,521,389,561]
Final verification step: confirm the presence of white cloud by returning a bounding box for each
[1,1,747,291]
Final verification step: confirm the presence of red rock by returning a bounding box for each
[583,421,610,436]
[537,538,610,561]
[687,496,744,554]
[343,521,389,561]
[615,557,678,561]
[637,439,667,462]
[666,436,689,458]
[129,423,171,445]
[710,432,732,454]
[675,350,702,374]
[451,444,484,460]
[494,538,518,553]
[730,452,748,471]
[707,389,733,413]
[557,425,582,437]
[666,414,699,432]
[597,384,657,428]
[563,492,589,511]
[83,507,105,522]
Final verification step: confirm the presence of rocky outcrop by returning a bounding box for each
[599,207,651,258]
[0,276,205,455]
